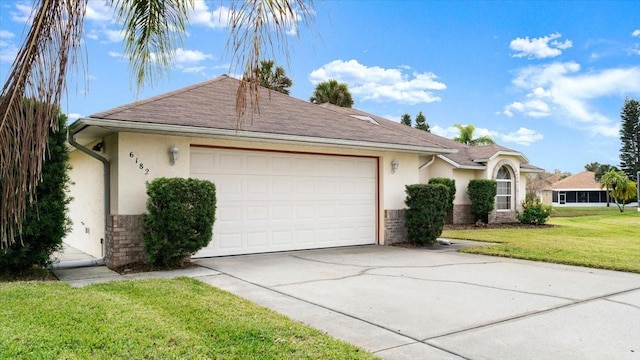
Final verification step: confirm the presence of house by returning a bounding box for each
[66,75,541,268]
[527,172,565,205]
[550,171,608,205]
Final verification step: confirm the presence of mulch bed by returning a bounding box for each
[112,261,200,275]
[0,268,58,282]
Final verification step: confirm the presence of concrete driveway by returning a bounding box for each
[194,244,640,360]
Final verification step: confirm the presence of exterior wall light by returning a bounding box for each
[169,145,179,165]
[391,159,399,174]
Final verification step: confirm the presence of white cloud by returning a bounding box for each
[189,1,231,29]
[11,2,33,23]
[103,29,124,43]
[500,127,544,146]
[85,1,112,22]
[0,30,15,39]
[108,51,122,58]
[431,125,543,146]
[504,61,640,136]
[633,29,640,37]
[309,59,446,105]
[503,99,550,118]
[510,32,572,59]
[173,48,212,63]
[0,41,18,63]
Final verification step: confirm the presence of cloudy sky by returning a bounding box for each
[1,0,639,174]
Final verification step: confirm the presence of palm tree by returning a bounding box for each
[310,79,354,108]
[0,0,313,249]
[453,124,495,146]
[257,60,293,95]
[600,170,630,212]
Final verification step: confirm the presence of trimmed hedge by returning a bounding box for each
[404,184,449,245]
[0,114,71,271]
[467,179,497,223]
[428,177,456,215]
[142,178,216,267]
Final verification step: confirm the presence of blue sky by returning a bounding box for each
[1,0,639,174]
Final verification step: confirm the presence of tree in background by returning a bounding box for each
[599,170,632,212]
[400,113,412,126]
[453,124,495,146]
[619,98,640,181]
[310,79,354,108]
[257,60,293,95]
[585,162,619,181]
[414,111,430,132]
[0,0,313,249]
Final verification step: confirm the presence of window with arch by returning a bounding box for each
[496,166,513,210]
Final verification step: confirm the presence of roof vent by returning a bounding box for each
[349,115,379,125]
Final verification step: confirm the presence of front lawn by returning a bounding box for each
[441,211,640,273]
[0,277,377,359]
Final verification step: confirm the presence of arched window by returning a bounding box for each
[496,166,513,210]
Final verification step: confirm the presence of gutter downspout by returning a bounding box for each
[419,155,436,171]
[53,129,110,269]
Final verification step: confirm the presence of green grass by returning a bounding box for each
[0,277,377,359]
[441,211,640,273]
[552,206,638,217]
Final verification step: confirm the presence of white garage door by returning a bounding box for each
[190,147,377,257]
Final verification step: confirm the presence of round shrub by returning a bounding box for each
[404,184,449,245]
[142,177,216,267]
[467,179,497,223]
[517,198,553,225]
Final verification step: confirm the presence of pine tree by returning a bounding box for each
[400,113,412,126]
[619,98,640,181]
[414,111,430,132]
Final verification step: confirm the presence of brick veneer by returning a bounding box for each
[489,209,517,223]
[105,215,146,268]
[384,209,407,245]
[452,204,474,224]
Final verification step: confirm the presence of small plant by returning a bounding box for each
[467,179,497,223]
[404,184,449,245]
[517,198,553,225]
[142,177,216,267]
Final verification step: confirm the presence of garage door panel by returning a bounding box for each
[191,148,377,257]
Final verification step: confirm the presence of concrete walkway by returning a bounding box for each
[53,243,640,360]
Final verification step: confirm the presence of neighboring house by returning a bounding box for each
[66,75,541,268]
[527,172,565,205]
[551,171,608,205]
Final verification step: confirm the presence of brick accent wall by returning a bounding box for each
[452,204,474,224]
[489,210,517,223]
[105,215,146,268]
[384,209,407,245]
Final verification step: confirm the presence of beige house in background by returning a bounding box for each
[66,75,541,268]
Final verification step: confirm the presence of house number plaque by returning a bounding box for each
[129,151,150,175]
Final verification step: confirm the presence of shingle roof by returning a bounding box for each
[87,75,538,167]
[89,75,449,151]
[552,171,601,190]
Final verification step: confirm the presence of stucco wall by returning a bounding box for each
[101,132,426,247]
[66,144,106,258]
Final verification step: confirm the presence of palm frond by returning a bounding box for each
[0,0,86,248]
[110,0,194,93]
[228,0,313,125]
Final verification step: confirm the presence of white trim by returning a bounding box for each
[473,150,529,163]
[71,118,457,155]
[437,154,487,170]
